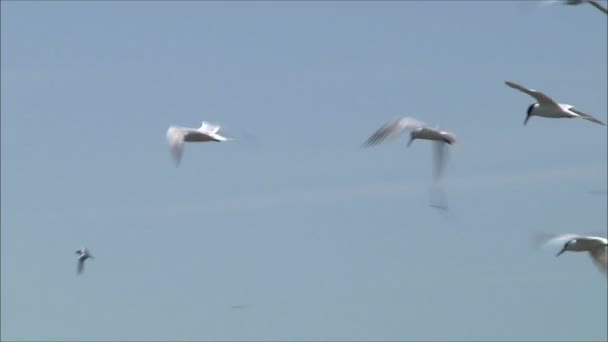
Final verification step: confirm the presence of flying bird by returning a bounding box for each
[363,117,458,209]
[231,304,249,310]
[363,117,458,181]
[166,121,233,166]
[533,233,608,273]
[75,248,94,275]
[505,81,606,126]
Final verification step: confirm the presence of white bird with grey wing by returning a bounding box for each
[533,233,608,273]
[505,81,607,126]
[363,117,458,182]
[362,117,458,209]
[166,121,233,166]
[75,248,94,275]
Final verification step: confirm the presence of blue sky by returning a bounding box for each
[1,1,607,341]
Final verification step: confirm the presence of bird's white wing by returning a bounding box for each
[429,183,449,210]
[531,232,582,249]
[167,127,186,166]
[432,140,449,182]
[505,81,560,107]
[77,259,84,275]
[589,247,607,273]
[362,117,426,147]
[199,122,221,135]
[538,0,562,6]
[568,108,607,126]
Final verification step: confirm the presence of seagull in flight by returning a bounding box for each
[75,248,94,275]
[534,233,608,273]
[505,81,606,126]
[363,117,458,182]
[166,121,233,166]
[363,117,458,209]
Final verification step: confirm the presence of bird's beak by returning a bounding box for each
[556,249,566,257]
[407,138,414,147]
[524,115,530,126]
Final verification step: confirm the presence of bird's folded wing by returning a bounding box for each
[440,131,458,146]
[362,117,425,147]
[505,81,560,107]
[569,108,607,126]
[589,247,608,273]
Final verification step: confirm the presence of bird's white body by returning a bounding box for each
[166,121,232,166]
[505,81,607,126]
[528,103,582,119]
[410,126,458,145]
[75,248,93,275]
[535,233,608,273]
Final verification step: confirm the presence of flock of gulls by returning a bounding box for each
[76,0,607,278]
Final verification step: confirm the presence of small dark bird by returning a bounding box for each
[231,304,249,310]
[75,248,94,275]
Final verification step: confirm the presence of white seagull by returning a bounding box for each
[363,117,458,182]
[75,248,94,275]
[534,233,608,273]
[166,121,233,166]
[505,81,606,126]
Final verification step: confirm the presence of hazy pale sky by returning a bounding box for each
[1,1,607,341]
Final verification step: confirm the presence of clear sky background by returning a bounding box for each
[1,1,607,341]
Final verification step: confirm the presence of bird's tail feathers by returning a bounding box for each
[580,115,607,126]
[219,128,263,147]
